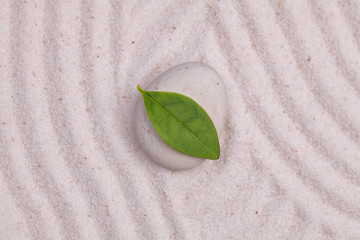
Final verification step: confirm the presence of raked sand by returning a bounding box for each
[1,0,360,239]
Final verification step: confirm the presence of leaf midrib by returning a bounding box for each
[142,91,218,157]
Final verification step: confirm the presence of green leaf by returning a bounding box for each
[137,85,220,160]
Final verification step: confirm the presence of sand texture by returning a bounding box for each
[1,0,360,239]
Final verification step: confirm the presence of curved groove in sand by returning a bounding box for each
[268,0,360,147]
[11,1,83,239]
[229,0,360,185]
[80,1,173,238]
[308,0,360,95]
[43,1,121,238]
[337,1,360,52]
[212,4,360,220]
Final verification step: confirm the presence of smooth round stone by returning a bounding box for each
[134,62,227,170]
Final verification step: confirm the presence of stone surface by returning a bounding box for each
[134,62,227,170]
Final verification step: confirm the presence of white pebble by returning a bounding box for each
[134,62,227,170]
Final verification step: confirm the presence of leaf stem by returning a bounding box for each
[137,85,145,94]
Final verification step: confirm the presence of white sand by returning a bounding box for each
[1,0,360,239]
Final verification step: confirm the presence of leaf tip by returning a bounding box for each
[209,150,220,160]
[207,140,220,160]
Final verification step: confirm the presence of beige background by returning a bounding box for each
[1,0,360,239]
